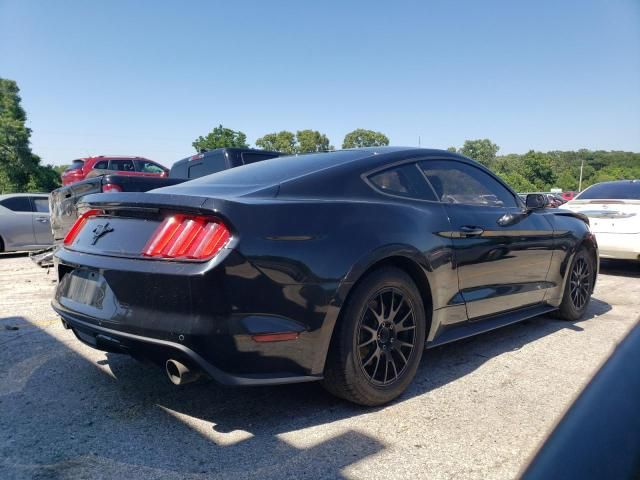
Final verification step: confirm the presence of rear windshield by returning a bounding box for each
[185,150,372,187]
[188,152,227,178]
[576,181,640,200]
[67,159,85,171]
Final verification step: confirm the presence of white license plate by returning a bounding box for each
[61,269,106,308]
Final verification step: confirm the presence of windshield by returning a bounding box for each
[576,181,640,200]
[66,159,85,171]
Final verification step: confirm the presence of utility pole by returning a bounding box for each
[578,159,584,192]
[418,136,421,147]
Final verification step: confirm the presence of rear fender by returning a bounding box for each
[545,230,598,306]
[310,245,434,374]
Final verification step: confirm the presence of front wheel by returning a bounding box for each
[557,248,595,321]
[321,267,427,406]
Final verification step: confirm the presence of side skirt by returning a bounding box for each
[426,303,557,349]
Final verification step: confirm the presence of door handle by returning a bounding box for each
[36,217,49,223]
[459,225,484,237]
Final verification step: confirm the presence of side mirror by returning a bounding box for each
[525,193,548,210]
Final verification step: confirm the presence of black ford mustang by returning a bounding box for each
[52,147,598,405]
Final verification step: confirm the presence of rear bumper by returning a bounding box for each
[52,247,335,384]
[594,232,640,260]
[53,302,321,386]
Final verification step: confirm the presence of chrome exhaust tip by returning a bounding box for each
[165,359,201,386]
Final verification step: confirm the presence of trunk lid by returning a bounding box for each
[66,192,227,259]
[562,200,640,233]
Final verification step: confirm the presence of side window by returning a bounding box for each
[169,162,188,179]
[242,153,278,165]
[368,163,437,201]
[136,160,165,174]
[109,159,135,172]
[32,198,50,213]
[187,153,227,179]
[419,160,517,208]
[94,160,109,169]
[0,197,33,212]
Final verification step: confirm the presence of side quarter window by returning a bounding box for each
[419,160,517,208]
[0,196,33,212]
[368,163,437,201]
[31,198,50,213]
[136,160,165,174]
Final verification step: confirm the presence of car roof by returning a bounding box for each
[0,193,49,200]
[155,146,512,200]
[179,147,449,188]
[588,179,640,186]
[84,156,149,160]
[172,147,282,167]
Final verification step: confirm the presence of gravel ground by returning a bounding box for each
[0,254,638,479]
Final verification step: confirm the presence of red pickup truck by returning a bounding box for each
[61,156,168,186]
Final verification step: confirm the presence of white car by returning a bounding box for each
[561,180,640,261]
[0,193,54,253]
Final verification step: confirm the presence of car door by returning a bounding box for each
[419,159,555,320]
[0,196,37,248]
[30,196,54,245]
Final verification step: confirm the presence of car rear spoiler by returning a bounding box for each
[77,193,236,221]
[552,210,590,226]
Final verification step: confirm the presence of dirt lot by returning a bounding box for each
[0,254,638,479]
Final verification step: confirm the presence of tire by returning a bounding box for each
[556,248,595,321]
[322,267,427,406]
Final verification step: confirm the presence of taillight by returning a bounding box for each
[142,215,230,260]
[63,209,103,246]
[102,183,123,193]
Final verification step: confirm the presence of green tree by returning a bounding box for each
[53,164,69,177]
[342,129,389,149]
[255,131,296,154]
[490,149,640,193]
[192,124,248,152]
[296,129,333,153]
[0,77,60,193]
[26,161,61,192]
[255,129,333,154]
[521,150,558,190]
[556,171,579,191]
[459,139,499,168]
[497,171,536,193]
[446,146,457,153]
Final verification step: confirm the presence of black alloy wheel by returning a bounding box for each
[357,288,417,386]
[322,267,427,406]
[557,248,594,321]
[569,257,592,310]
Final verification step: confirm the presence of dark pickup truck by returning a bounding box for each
[49,148,281,243]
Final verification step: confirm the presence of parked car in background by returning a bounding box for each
[52,147,597,406]
[518,193,566,208]
[561,179,640,261]
[60,156,168,186]
[0,193,54,252]
[50,148,281,243]
[561,191,577,201]
[546,194,566,208]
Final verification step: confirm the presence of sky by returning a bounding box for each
[1,0,639,168]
